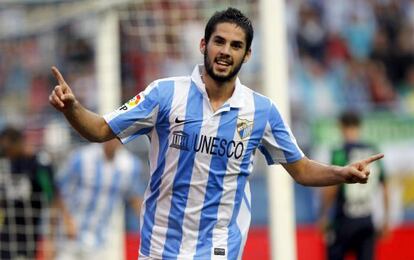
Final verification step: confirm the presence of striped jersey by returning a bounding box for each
[55,144,144,249]
[104,65,304,259]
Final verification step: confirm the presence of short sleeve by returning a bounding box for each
[258,101,304,165]
[104,82,160,144]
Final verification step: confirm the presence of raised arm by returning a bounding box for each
[282,154,384,187]
[49,66,115,142]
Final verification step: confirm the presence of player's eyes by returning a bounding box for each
[214,39,225,45]
[232,44,242,49]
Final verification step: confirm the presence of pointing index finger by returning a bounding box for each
[364,153,384,164]
[51,66,67,86]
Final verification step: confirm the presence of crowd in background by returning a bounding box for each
[286,0,414,148]
[290,0,414,112]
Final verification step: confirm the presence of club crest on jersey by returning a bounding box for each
[119,93,142,111]
[237,118,253,140]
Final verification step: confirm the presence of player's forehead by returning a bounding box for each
[210,22,247,44]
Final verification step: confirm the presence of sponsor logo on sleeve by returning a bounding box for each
[119,93,142,111]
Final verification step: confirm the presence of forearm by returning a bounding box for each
[303,160,346,186]
[284,158,347,187]
[63,101,114,142]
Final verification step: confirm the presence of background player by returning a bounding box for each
[0,126,54,259]
[318,111,390,260]
[47,139,145,260]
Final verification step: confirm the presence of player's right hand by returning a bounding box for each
[49,66,77,112]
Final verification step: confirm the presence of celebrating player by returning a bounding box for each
[49,7,383,259]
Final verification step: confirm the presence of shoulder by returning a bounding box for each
[242,86,274,109]
[144,76,191,100]
[251,89,284,119]
[152,76,191,88]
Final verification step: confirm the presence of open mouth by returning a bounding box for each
[215,59,232,70]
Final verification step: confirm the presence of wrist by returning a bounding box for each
[331,165,346,184]
[62,99,79,115]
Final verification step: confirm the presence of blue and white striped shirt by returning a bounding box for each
[104,65,304,259]
[56,144,144,249]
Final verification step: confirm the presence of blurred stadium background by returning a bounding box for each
[0,0,414,259]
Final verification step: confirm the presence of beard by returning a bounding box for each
[204,49,245,83]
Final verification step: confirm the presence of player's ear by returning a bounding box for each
[243,48,252,63]
[200,38,206,55]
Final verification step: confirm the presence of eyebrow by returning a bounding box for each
[213,35,245,46]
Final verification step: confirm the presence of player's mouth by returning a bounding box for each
[214,58,233,71]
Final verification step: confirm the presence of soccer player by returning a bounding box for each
[318,111,389,260]
[47,139,145,260]
[49,7,384,260]
[0,126,54,259]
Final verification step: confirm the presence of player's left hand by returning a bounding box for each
[341,153,384,184]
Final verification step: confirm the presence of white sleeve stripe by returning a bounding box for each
[118,106,159,140]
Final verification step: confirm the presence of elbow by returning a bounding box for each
[290,171,310,186]
[292,169,320,187]
[294,176,313,186]
[86,135,112,143]
[84,123,114,143]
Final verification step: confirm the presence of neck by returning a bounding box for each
[201,67,236,109]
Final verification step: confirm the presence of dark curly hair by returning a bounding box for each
[204,7,254,51]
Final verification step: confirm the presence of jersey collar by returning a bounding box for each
[191,64,245,109]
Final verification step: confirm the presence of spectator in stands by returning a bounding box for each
[366,60,396,109]
[0,126,54,259]
[318,111,390,260]
[296,3,327,62]
[47,139,145,260]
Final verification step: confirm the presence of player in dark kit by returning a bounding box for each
[318,111,390,260]
[0,126,55,259]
